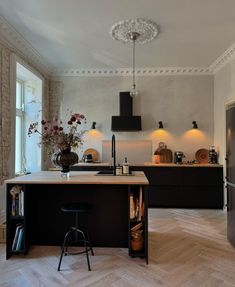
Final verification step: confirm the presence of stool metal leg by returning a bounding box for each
[85,229,94,256]
[75,228,91,271]
[65,227,73,255]
[58,229,72,271]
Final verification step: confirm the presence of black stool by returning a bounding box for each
[58,202,94,271]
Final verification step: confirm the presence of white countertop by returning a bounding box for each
[5,171,149,185]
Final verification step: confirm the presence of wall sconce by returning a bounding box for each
[91,121,96,129]
[158,121,164,129]
[192,121,198,129]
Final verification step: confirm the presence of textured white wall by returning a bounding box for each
[56,75,214,163]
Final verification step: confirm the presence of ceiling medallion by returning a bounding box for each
[110,18,158,44]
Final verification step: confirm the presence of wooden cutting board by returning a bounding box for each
[160,148,173,163]
[154,142,173,163]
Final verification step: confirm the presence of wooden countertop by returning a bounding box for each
[5,171,149,185]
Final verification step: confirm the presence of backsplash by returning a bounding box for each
[102,140,152,165]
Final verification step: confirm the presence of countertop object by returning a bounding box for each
[195,148,209,163]
[83,148,99,162]
[154,142,173,163]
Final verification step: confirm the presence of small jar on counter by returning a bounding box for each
[116,164,122,175]
[122,157,129,175]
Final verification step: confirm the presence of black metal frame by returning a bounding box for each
[58,226,94,271]
[58,211,94,271]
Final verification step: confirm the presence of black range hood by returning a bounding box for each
[111,92,142,131]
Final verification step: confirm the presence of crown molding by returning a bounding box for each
[0,16,52,77]
[52,67,212,77]
[1,15,235,77]
[209,42,235,74]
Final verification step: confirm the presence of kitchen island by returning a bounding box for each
[5,171,149,262]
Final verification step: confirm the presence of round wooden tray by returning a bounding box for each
[195,148,209,163]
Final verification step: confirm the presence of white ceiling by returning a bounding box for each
[1,0,235,70]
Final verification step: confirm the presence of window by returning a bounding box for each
[15,63,43,175]
[15,80,24,174]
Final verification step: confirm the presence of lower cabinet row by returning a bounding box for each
[72,165,224,208]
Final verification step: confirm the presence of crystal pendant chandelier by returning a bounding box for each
[110,18,159,97]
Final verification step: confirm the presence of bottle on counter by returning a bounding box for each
[116,164,122,175]
[122,157,129,175]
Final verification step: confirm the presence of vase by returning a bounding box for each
[51,148,78,175]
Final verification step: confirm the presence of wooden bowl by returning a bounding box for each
[131,238,143,251]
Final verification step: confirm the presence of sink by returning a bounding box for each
[95,170,133,176]
[96,170,114,175]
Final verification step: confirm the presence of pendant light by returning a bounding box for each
[110,18,159,96]
[129,32,140,97]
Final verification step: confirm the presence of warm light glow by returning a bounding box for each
[86,129,103,138]
[181,129,207,143]
[149,129,173,142]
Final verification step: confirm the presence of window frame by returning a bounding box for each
[15,78,25,174]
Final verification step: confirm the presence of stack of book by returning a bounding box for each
[12,224,24,251]
[10,185,24,216]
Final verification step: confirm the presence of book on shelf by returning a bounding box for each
[12,223,24,251]
[10,185,24,217]
[16,228,24,251]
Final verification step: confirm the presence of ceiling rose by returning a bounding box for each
[110,18,159,44]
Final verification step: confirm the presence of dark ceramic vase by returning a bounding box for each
[51,148,78,173]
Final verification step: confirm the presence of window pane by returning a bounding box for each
[16,62,42,174]
[16,81,22,110]
[15,116,22,174]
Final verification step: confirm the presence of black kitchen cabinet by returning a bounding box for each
[71,165,224,208]
[132,166,224,208]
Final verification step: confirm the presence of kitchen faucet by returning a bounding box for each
[112,134,116,175]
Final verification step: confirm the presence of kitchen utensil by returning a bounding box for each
[82,154,93,163]
[195,148,209,163]
[154,142,173,163]
[209,146,218,164]
[174,151,185,164]
[83,148,99,162]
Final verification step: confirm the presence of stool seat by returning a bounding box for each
[61,202,93,213]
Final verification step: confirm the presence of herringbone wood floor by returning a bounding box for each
[1,208,235,287]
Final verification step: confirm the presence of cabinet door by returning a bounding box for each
[182,167,223,186]
[227,184,235,247]
[148,185,182,207]
[140,167,181,185]
[180,186,223,208]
